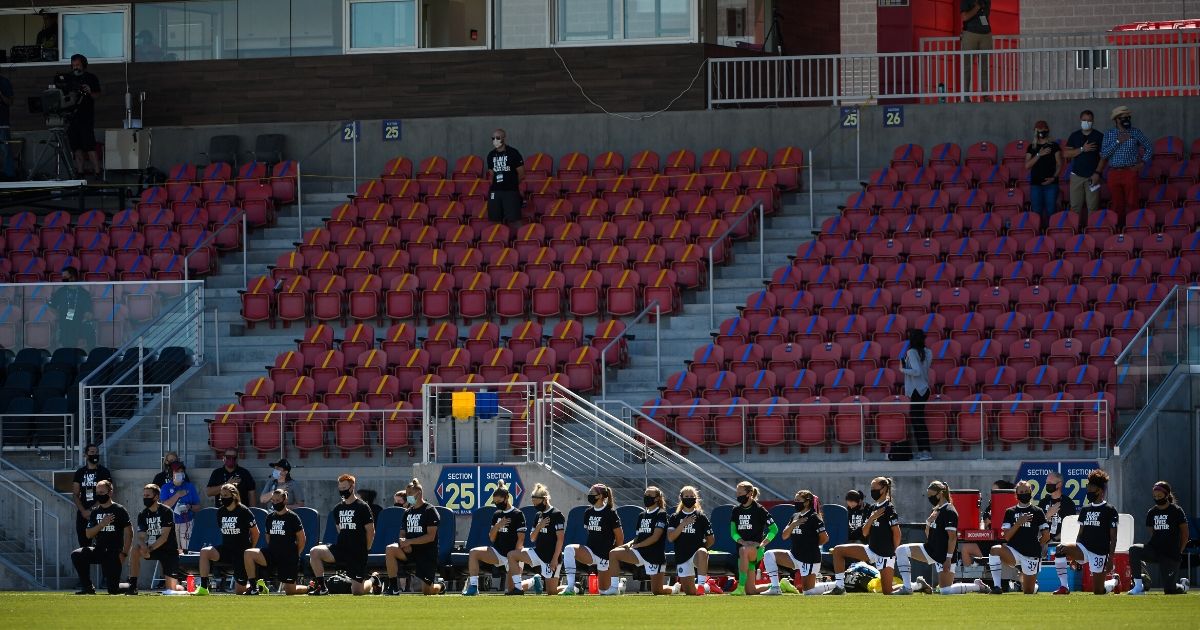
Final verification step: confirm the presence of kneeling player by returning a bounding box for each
[506,484,565,595]
[386,478,445,595]
[1053,469,1120,595]
[1128,481,1190,595]
[464,483,525,595]
[830,477,900,595]
[195,484,258,595]
[764,490,833,596]
[309,474,374,596]
[602,486,671,595]
[987,480,1049,594]
[896,480,983,594]
[560,483,623,595]
[128,484,182,594]
[667,486,715,595]
[243,490,308,595]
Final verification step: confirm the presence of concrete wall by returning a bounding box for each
[1019,0,1200,33]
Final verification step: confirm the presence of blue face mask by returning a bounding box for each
[406,495,417,506]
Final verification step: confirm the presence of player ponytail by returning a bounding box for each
[1087,469,1109,489]
[407,477,424,501]
[590,483,613,509]
[927,480,951,505]
[872,476,893,502]
[531,482,550,502]
[736,480,759,504]
[1153,481,1175,505]
[645,485,667,511]
[676,486,702,514]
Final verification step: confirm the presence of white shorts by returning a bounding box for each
[479,546,505,566]
[676,550,703,578]
[524,549,561,579]
[630,549,662,576]
[783,552,821,577]
[1007,548,1041,576]
[920,545,955,575]
[867,547,896,570]
[1077,543,1108,574]
[579,546,610,573]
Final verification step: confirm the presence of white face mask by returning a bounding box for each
[1081,121,1093,131]
[272,469,282,480]
[173,473,184,484]
[492,138,503,150]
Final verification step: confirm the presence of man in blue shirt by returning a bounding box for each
[1063,110,1103,229]
[1098,105,1152,229]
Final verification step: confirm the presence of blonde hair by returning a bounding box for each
[645,485,667,511]
[871,476,893,501]
[530,482,550,500]
[737,481,759,503]
[927,480,951,505]
[675,485,702,514]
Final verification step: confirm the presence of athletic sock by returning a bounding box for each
[988,556,1003,588]
[563,547,576,588]
[697,574,708,587]
[388,577,398,592]
[1133,577,1144,591]
[737,571,747,589]
[1054,557,1069,588]
[1104,577,1118,593]
[469,576,479,587]
[835,572,845,588]
[896,546,913,589]
[763,553,780,587]
[315,576,327,591]
[805,582,837,595]
[941,582,980,594]
[511,575,522,589]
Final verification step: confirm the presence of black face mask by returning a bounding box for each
[870,489,883,501]
[1119,117,1132,129]
[736,494,749,505]
[87,455,99,464]
[681,497,696,509]
[339,489,352,499]
[927,495,940,506]
[96,493,110,504]
[1086,490,1100,503]
[1017,493,1032,504]
[1154,497,1169,506]
[643,495,657,508]
[143,497,155,508]
[1036,130,1048,138]
[273,502,287,512]
[587,494,599,505]
[220,497,234,507]
[532,500,547,512]
[494,500,508,510]
[1045,484,1058,493]
[793,502,807,512]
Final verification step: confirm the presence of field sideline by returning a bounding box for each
[1,592,1198,629]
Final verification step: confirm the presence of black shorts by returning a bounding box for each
[265,550,300,584]
[216,545,250,581]
[67,122,96,153]
[409,546,438,585]
[328,544,368,582]
[487,190,522,223]
[150,548,181,580]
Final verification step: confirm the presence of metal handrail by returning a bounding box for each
[183,208,248,287]
[0,472,46,586]
[599,300,661,400]
[602,398,787,500]
[706,201,766,328]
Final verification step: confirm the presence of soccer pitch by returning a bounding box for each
[2,592,1198,629]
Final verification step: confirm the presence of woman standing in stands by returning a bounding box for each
[384,478,445,595]
[1025,120,1064,222]
[1053,469,1120,595]
[602,486,671,595]
[763,489,834,596]
[829,476,901,595]
[560,483,623,595]
[898,328,933,461]
[667,486,715,595]
[506,483,565,595]
[987,480,1049,594]
[729,481,777,595]
[1127,481,1190,595]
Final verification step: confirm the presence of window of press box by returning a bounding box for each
[0,8,128,64]
[348,0,417,50]
[556,0,694,43]
[133,0,343,62]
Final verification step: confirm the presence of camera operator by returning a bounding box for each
[0,67,13,180]
[65,54,101,178]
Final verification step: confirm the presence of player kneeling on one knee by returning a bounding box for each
[309,473,375,596]
[560,483,623,595]
[385,478,444,595]
[667,486,715,596]
[507,484,565,595]
[464,482,525,595]
[243,489,308,595]
[987,480,1050,595]
[196,484,258,595]
[128,484,183,594]
[764,490,833,595]
[1128,480,1190,595]
[830,476,900,595]
[1053,469,1120,595]
[602,486,672,595]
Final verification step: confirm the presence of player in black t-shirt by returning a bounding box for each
[561,483,624,595]
[385,478,445,595]
[667,485,715,596]
[485,129,525,225]
[602,485,672,595]
[243,489,309,595]
[507,483,566,595]
[194,483,259,595]
[309,473,375,596]
[1128,481,1190,595]
[71,444,113,547]
[729,481,778,595]
[844,489,870,544]
[1037,471,1077,542]
[463,483,526,595]
[830,476,901,595]
[1053,469,1120,595]
[127,484,181,594]
[896,481,983,595]
[987,480,1050,594]
[71,480,132,595]
[764,490,832,596]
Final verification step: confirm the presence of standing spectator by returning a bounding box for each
[899,328,933,462]
[1025,120,1063,222]
[1037,471,1077,542]
[845,490,870,544]
[206,448,257,507]
[0,67,13,181]
[259,458,304,508]
[151,451,180,488]
[160,461,201,550]
[65,54,101,178]
[71,480,131,595]
[1099,105,1152,230]
[960,0,992,100]
[485,128,525,226]
[49,267,94,349]
[392,489,407,508]
[71,443,112,547]
[358,489,384,522]
[1063,110,1104,229]
[36,11,58,55]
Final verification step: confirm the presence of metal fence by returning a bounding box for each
[0,413,75,468]
[708,42,1200,107]
[0,471,60,589]
[1113,285,1198,434]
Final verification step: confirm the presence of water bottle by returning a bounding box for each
[937,82,947,103]
[186,574,195,592]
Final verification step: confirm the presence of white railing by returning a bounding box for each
[0,413,76,469]
[708,42,1200,107]
[599,300,662,401]
[0,471,60,588]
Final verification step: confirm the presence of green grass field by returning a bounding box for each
[2,591,1198,629]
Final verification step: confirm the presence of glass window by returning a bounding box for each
[558,0,615,42]
[61,11,127,60]
[349,1,416,50]
[237,0,290,58]
[625,0,691,39]
[424,0,486,48]
[135,1,236,62]
[290,0,342,56]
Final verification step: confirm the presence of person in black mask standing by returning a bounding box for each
[463,482,525,595]
[243,489,309,595]
[71,480,131,595]
[206,448,257,507]
[485,128,525,227]
[1037,471,1076,542]
[127,483,180,594]
[65,54,102,178]
[309,473,374,596]
[50,266,94,348]
[71,443,112,547]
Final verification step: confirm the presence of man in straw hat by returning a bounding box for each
[1098,105,1152,230]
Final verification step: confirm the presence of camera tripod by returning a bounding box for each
[28,126,77,180]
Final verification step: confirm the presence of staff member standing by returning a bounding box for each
[1037,471,1076,542]
[1063,110,1104,228]
[127,484,180,595]
[206,449,257,507]
[898,328,934,461]
[1098,105,1152,230]
[65,54,101,178]
[485,128,525,226]
[1025,121,1063,222]
[309,473,374,596]
[71,443,112,547]
[960,0,992,99]
[259,458,304,508]
[71,480,131,595]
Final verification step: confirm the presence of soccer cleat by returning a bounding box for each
[193,586,210,596]
[780,578,800,594]
[892,586,913,595]
[462,583,479,596]
[692,584,705,596]
[706,578,724,595]
[532,576,544,595]
[1052,586,1070,595]
[728,586,746,596]
[1180,578,1190,593]
[307,586,327,596]
[618,578,627,595]
[240,588,259,596]
[914,576,933,594]
[256,578,269,594]
[972,579,989,594]
[990,584,1005,595]
[761,585,783,596]
[125,586,139,596]
[1126,583,1146,595]
[559,585,577,596]
[1109,574,1122,594]
[74,587,96,595]
[506,588,524,596]
[827,585,846,595]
